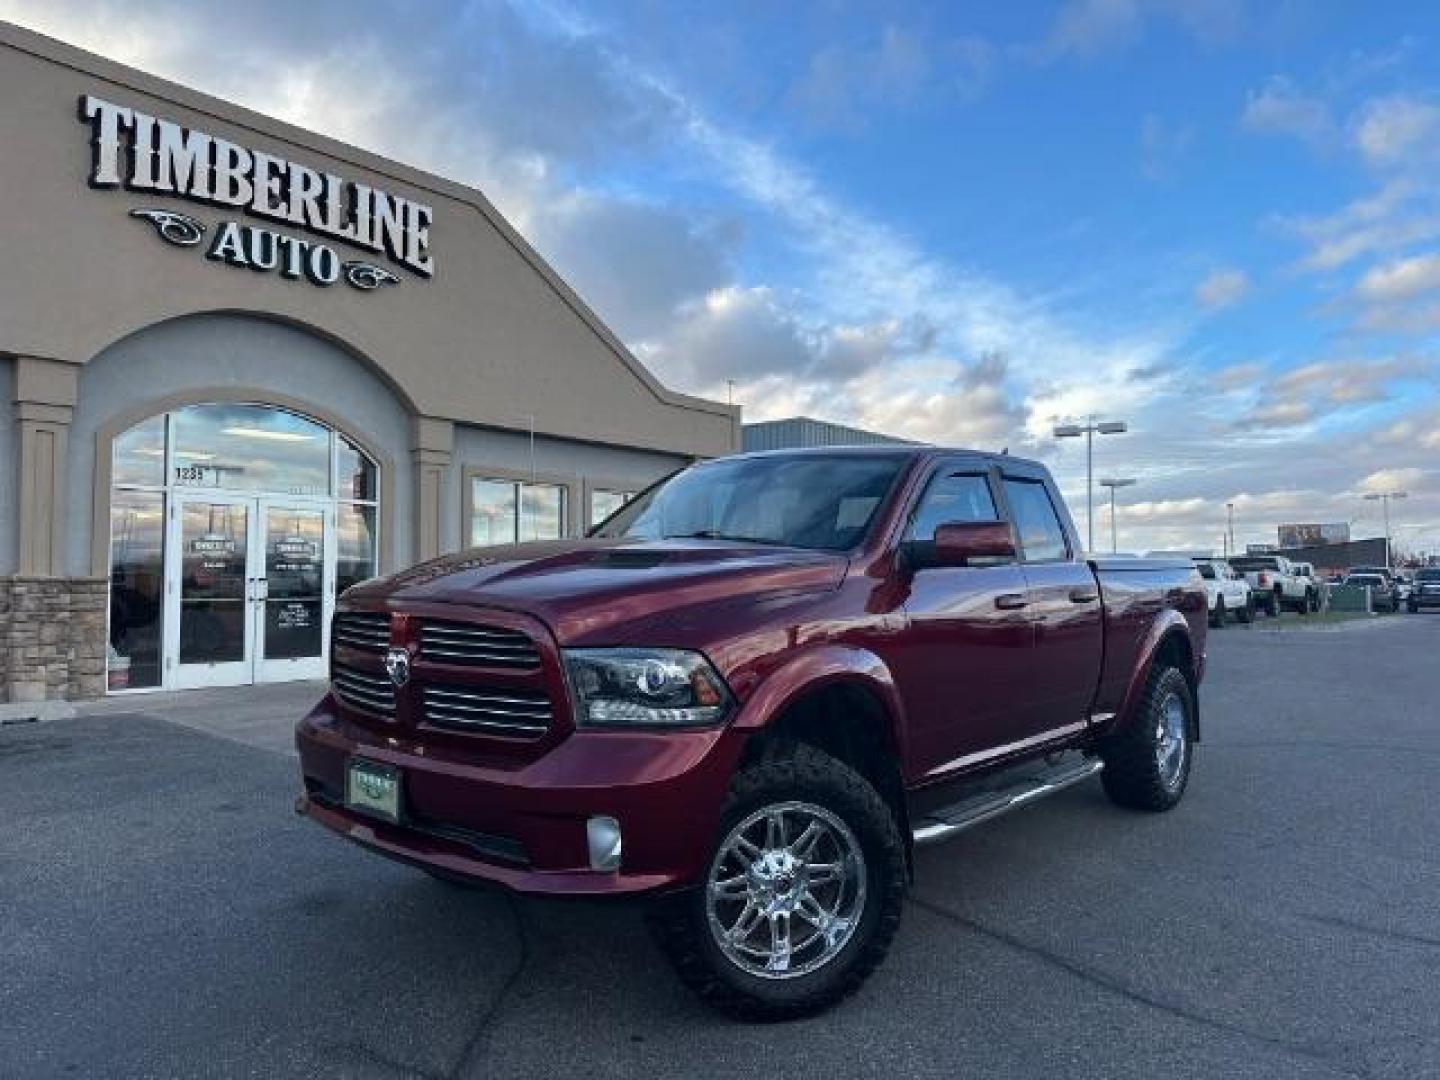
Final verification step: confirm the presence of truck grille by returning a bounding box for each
[332,611,391,652]
[419,621,541,669]
[422,685,551,738]
[332,661,396,719]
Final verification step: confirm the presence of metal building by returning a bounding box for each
[742,416,915,453]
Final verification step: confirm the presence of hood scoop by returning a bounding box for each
[592,550,674,569]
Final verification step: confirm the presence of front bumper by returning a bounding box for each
[295,694,746,896]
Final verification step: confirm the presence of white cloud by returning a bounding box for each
[1354,95,1440,166]
[1356,467,1426,495]
[1195,268,1250,309]
[1240,76,1333,144]
[1355,252,1440,302]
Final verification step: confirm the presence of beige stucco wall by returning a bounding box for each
[0,21,738,458]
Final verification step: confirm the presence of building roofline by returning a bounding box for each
[0,18,737,428]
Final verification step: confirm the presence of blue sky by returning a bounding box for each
[5,0,1439,553]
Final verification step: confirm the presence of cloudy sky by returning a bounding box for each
[5,0,1440,555]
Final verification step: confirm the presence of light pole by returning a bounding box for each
[1099,478,1137,554]
[1225,501,1235,558]
[1054,417,1128,552]
[1364,490,1408,569]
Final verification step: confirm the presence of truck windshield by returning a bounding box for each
[592,453,909,551]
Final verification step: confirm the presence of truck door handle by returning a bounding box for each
[995,593,1028,610]
[1069,587,1099,603]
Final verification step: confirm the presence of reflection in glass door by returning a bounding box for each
[169,496,254,689]
[255,502,331,683]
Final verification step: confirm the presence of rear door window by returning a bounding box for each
[1001,479,1070,562]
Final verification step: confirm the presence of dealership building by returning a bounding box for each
[0,23,737,703]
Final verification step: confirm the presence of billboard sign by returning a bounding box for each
[1278,523,1350,548]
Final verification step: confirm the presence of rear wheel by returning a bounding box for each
[1237,595,1255,624]
[1099,665,1193,812]
[648,743,906,1021]
[1209,597,1225,628]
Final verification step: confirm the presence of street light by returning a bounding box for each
[1225,501,1235,558]
[1099,478,1137,554]
[1054,417,1128,552]
[1364,490,1408,569]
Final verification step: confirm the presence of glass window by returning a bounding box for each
[520,482,565,541]
[112,415,166,488]
[336,435,376,502]
[596,453,907,551]
[171,404,329,496]
[337,503,378,596]
[908,472,997,541]
[108,490,165,689]
[471,478,519,546]
[1002,478,1069,562]
[589,489,633,527]
[470,477,566,545]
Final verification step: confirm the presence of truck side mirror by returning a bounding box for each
[908,521,1016,569]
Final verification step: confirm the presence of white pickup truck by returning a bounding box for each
[1227,554,1318,616]
[1194,557,1254,626]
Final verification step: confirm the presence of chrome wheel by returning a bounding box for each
[1155,691,1187,789]
[705,801,866,980]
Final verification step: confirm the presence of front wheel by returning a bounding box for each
[1099,665,1193,812]
[648,743,906,1021]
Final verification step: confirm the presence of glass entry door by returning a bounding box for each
[254,500,332,683]
[168,495,255,690]
[166,495,333,688]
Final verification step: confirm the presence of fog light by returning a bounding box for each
[587,815,622,872]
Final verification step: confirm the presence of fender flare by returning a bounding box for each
[1109,610,1201,743]
[731,643,913,867]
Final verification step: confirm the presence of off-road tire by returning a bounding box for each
[647,742,906,1022]
[1099,665,1193,812]
[1209,598,1225,629]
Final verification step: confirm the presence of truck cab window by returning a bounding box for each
[1002,478,1069,561]
[907,472,997,541]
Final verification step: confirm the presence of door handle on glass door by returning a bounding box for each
[995,593,1028,610]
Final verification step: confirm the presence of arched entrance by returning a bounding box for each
[108,402,379,691]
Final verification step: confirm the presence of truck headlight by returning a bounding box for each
[563,648,733,728]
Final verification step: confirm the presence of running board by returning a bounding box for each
[912,757,1104,846]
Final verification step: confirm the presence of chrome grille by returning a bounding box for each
[332,611,391,652]
[420,621,541,669]
[332,662,396,719]
[422,685,551,738]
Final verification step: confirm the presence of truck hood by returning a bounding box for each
[351,538,849,645]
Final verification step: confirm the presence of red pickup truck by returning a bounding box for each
[296,447,1206,1019]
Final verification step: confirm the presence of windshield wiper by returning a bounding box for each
[665,530,791,547]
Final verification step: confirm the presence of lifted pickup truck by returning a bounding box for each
[296,447,1206,1019]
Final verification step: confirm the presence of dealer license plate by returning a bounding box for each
[346,759,401,824]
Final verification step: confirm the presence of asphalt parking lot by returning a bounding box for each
[3,613,1438,1079]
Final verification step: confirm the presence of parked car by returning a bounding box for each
[1194,557,1253,626]
[1290,562,1326,612]
[296,447,1208,1020]
[1227,554,1315,616]
[1345,571,1398,612]
[1408,568,1440,612]
[1393,571,1413,608]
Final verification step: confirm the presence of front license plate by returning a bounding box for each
[346,759,402,824]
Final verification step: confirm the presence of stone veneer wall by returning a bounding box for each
[0,577,106,702]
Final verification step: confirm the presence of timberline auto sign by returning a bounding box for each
[79,94,434,292]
